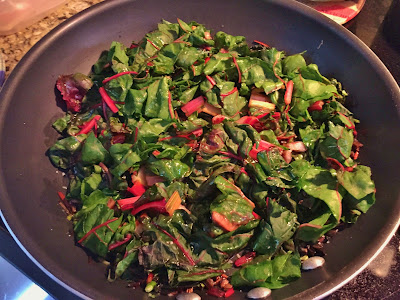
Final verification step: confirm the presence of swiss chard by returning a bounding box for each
[49,19,376,296]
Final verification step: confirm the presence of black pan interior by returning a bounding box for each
[0,0,399,299]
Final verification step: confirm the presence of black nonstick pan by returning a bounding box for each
[1,0,399,299]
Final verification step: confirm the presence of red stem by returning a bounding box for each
[336,111,355,129]
[117,196,141,211]
[284,80,294,105]
[207,287,225,298]
[218,151,243,161]
[212,115,226,124]
[99,162,112,185]
[234,252,256,267]
[253,39,270,48]
[78,217,119,244]
[131,199,166,215]
[271,112,281,119]
[147,38,160,50]
[102,71,138,84]
[191,64,196,76]
[146,272,154,284]
[326,157,345,171]
[206,75,216,86]
[232,56,241,84]
[57,191,74,214]
[224,288,235,298]
[108,234,132,251]
[99,87,119,113]
[129,43,138,49]
[127,181,146,197]
[285,112,293,127]
[181,96,205,116]
[308,100,324,112]
[76,115,101,136]
[298,223,322,229]
[277,134,296,141]
[134,127,139,143]
[220,87,238,97]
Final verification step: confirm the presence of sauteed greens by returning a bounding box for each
[50,19,375,296]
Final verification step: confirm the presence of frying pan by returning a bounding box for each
[1,0,399,299]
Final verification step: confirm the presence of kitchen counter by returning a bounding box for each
[0,0,399,299]
[0,0,104,78]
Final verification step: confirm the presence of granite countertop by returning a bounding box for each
[0,0,399,299]
[0,0,104,78]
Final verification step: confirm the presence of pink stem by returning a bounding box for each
[108,234,132,251]
[78,217,119,244]
[99,87,119,113]
[102,71,138,84]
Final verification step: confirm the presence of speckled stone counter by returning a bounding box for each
[0,0,104,78]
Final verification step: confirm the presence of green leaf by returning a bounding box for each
[108,41,129,73]
[176,47,202,69]
[320,122,353,163]
[109,144,141,177]
[299,124,325,151]
[236,57,276,86]
[204,53,234,75]
[140,214,195,270]
[268,201,298,244]
[231,252,301,289]
[298,165,343,221]
[115,239,140,277]
[178,86,199,104]
[344,192,376,214]
[144,77,172,120]
[252,220,280,257]
[135,118,173,144]
[49,135,86,169]
[337,165,375,200]
[223,122,253,157]
[211,220,259,253]
[296,208,336,242]
[149,159,190,181]
[80,173,102,197]
[106,72,133,102]
[282,53,306,75]
[210,194,255,231]
[124,89,147,116]
[82,190,110,208]
[299,64,330,84]
[292,75,337,101]
[177,18,192,33]
[81,132,110,165]
[214,31,250,55]
[74,205,122,257]
[176,268,226,283]
[52,114,71,133]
